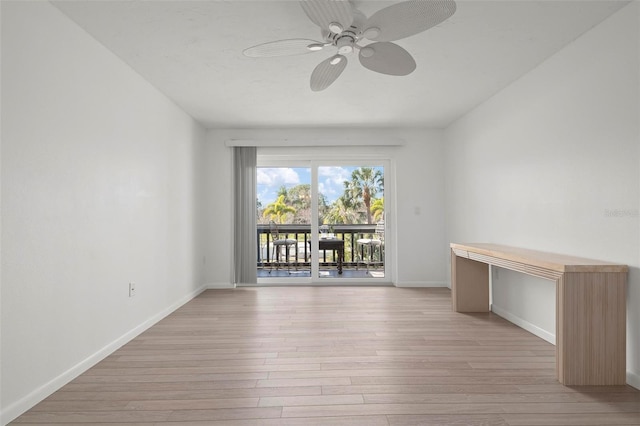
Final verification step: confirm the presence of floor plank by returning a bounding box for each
[11,287,640,425]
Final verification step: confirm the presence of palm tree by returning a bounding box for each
[371,197,384,222]
[325,196,364,224]
[276,185,289,201]
[262,195,296,223]
[344,167,383,224]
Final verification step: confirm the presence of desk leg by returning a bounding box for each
[451,249,489,312]
[556,272,627,385]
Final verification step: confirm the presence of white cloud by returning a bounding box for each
[257,187,272,202]
[319,178,340,199]
[318,167,350,200]
[257,168,300,186]
[319,166,350,181]
[318,182,329,196]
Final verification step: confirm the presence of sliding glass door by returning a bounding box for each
[256,160,388,284]
[315,165,385,280]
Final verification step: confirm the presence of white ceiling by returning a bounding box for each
[52,0,627,129]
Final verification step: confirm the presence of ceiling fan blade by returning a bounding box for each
[363,0,457,42]
[300,0,353,33]
[358,42,416,76]
[243,39,327,57]
[310,54,348,91]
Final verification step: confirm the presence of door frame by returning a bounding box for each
[253,151,396,286]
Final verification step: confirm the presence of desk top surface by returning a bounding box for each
[451,243,628,273]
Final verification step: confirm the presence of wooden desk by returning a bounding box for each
[319,238,344,274]
[451,243,628,386]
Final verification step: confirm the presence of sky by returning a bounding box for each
[257,166,383,205]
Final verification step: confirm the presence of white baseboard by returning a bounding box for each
[206,282,236,289]
[394,281,449,288]
[217,281,449,288]
[627,371,640,390]
[491,307,640,388]
[1,284,208,426]
[490,304,556,345]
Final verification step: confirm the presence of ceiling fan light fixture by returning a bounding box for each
[363,27,381,40]
[328,22,343,34]
[360,46,374,58]
[330,55,343,65]
[307,43,324,51]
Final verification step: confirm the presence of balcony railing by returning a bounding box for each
[257,223,383,269]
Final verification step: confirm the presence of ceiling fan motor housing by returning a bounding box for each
[336,34,355,54]
[321,9,366,50]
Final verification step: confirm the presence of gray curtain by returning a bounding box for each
[233,146,257,284]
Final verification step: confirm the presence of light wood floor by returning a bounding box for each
[13,287,640,425]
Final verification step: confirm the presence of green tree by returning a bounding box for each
[279,184,330,224]
[325,195,364,224]
[256,198,263,221]
[317,193,329,223]
[262,195,296,224]
[344,167,383,224]
[288,184,311,210]
[277,185,289,201]
[371,197,384,222]
[287,184,311,224]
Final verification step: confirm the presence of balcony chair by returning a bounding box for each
[356,220,384,271]
[268,221,297,273]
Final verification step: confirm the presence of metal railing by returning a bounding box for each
[257,223,382,269]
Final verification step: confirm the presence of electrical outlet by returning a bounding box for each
[129,282,136,297]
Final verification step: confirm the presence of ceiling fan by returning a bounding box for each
[243,0,457,91]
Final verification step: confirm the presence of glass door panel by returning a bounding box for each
[317,165,385,280]
[257,167,311,279]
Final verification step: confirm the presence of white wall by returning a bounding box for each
[204,128,447,287]
[0,2,207,423]
[445,2,640,386]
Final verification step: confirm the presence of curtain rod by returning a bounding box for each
[224,138,405,147]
